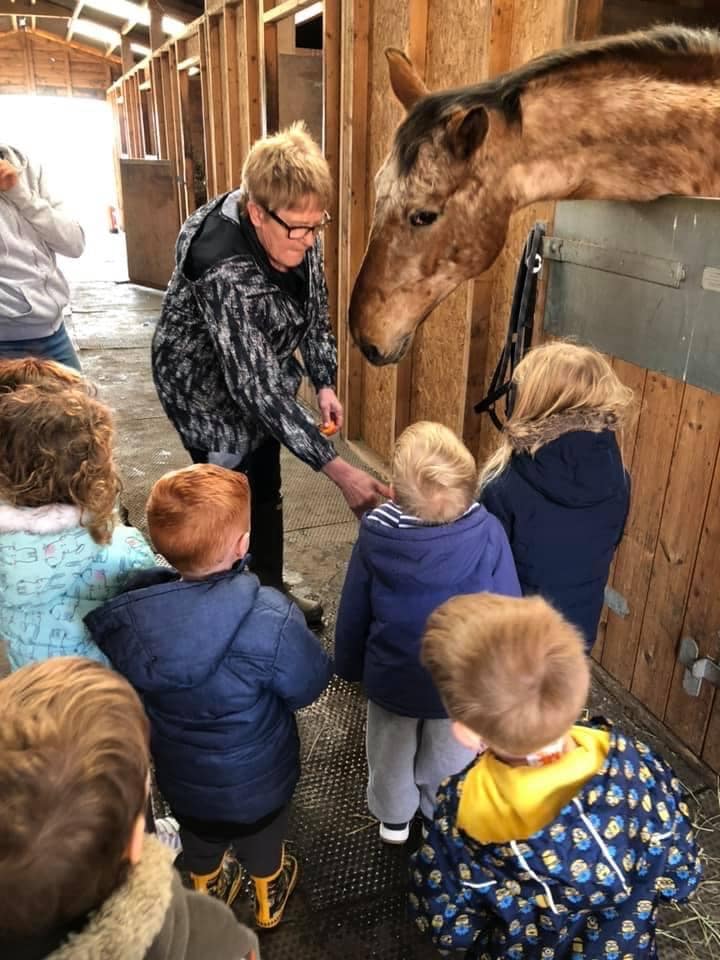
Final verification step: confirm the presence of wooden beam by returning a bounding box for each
[65,0,82,39]
[262,0,318,25]
[19,28,35,93]
[177,54,199,70]
[0,0,70,16]
[262,20,278,134]
[11,13,17,27]
[337,0,369,439]
[222,4,242,187]
[120,34,134,73]
[148,0,163,51]
[25,26,120,61]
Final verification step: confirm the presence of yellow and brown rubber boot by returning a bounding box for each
[191,850,243,909]
[252,848,299,929]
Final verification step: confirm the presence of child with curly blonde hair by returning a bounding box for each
[0,384,155,669]
[480,341,633,651]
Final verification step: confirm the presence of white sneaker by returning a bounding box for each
[379,821,410,844]
[155,816,183,859]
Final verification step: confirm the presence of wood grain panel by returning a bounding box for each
[600,373,684,683]
[359,0,410,462]
[664,438,720,759]
[630,387,720,717]
[410,0,490,435]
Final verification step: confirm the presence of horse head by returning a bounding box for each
[350,49,514,366]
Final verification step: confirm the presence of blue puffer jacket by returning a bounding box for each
[482,430,630,651]
[410,722,702,958]
[335,503,521,718]
[85,565,332,822]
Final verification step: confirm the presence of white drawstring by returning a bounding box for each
[462,879,497,890]
[511,840,560,915]
[573,798,631,895]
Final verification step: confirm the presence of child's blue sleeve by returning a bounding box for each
[334,539,372,683]
[93,525,157,599]
[659,789,703,904]
[269,602,333,712]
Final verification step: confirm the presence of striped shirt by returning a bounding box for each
[366,500,481,529]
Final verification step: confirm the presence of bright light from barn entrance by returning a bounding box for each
[1,94,127,281]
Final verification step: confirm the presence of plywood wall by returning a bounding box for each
[0,30,118,96]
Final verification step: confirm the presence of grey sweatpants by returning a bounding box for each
[366,700,477,823]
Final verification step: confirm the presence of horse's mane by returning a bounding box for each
[395,25,720,174]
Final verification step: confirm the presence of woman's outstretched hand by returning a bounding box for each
[322,457,391,518]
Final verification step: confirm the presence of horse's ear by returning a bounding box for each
[444,106,489,161]
[385,47,428,111]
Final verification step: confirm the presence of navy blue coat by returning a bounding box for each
[335,503,521,718]
[85,565,332,822]
[482,430,630,652]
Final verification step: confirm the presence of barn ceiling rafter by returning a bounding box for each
[0,0,201,63]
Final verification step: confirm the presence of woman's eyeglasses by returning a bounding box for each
[264,207,332,240]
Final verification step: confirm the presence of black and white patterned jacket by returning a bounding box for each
[151,191,337,470]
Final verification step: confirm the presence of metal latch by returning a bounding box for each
[678,637,720,697]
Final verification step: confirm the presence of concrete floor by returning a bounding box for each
[10,278,719,958]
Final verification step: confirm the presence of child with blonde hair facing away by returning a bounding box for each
[480,341,633,652]
[335,422,520,845]
[0,657,259,960]
[85,464,332,930]
[0,384,155,669]
[411,593,702,958]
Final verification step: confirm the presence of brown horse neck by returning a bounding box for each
[496,73,720,209]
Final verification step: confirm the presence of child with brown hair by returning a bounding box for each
[0,657,259,960]
[411,593,702,958]
[480,340,633,651]
[0,384,155,670]
[85,464,332,930]
[0,355,90,393]
[335,421,520,846]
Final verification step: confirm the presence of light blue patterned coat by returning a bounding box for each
[0,503,155,670]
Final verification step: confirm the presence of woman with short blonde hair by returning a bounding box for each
[153,123,388,626]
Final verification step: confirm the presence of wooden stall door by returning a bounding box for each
[120,159,180,290]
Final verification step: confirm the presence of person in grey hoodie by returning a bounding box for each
[0,145,85,370]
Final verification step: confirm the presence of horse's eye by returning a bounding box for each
[409,210,438,227]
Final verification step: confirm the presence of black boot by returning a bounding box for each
[250,500,323,628]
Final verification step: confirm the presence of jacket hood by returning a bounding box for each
[86,567,261,691]
[1,837,174,960]
[510,429,626,509]
[0,505,96,607]
[359,505,499,587]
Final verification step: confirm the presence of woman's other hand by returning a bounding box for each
[317,386,344,432]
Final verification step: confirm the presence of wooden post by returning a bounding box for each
[222,3,243,186]
[120,34,134,75]
[149,0,165,51]
[337,0,369,440]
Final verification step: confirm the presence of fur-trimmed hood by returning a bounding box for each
[2,836,259,960]
[504,409,619,454]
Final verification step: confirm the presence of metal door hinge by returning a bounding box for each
[678,636,720,697]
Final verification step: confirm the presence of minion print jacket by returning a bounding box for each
[409,723,702,959]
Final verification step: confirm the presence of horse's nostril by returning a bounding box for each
[360,340,384,365]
